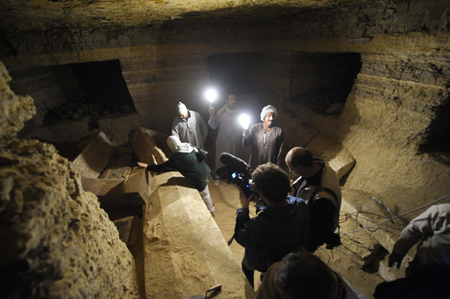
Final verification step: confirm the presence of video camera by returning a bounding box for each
[216,152,258,198]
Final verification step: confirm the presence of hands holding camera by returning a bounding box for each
[238,187,253,209]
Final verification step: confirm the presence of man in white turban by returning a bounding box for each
[137,135,215,216]
[243,105,284,169]
[172,102,209,150]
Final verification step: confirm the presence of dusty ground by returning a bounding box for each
[208,179,385,299]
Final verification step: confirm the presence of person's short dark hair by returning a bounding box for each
[289,147,314,168]
[226,87,238,96]
[252,163,290,203]
[274,251,337,299]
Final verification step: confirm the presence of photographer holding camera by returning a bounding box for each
[234,163,310,289]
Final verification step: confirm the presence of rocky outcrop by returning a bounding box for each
[0,60,139,298]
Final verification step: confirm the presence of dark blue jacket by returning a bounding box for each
[234,196,310,272]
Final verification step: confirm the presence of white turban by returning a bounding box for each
[260,105,277,121]
[167,135,194,154]
[177,102,188,116]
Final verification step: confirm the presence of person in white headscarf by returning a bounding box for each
[137,135,215,216]
[208,91,244,179]
[243,105,284,170]
[172,102,209,150]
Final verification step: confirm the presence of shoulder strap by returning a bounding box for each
[314,186,338,203]
[309,186,341,230]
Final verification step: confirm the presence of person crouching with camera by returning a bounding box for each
[234,163,310,289]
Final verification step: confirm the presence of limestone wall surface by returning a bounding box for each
[0,60,139,298]
[337,36,450,219]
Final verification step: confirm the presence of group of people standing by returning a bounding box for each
[136,90,450,298]
[137,90,349,296]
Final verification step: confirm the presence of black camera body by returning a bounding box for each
[216,152,259,198]
[325,233,342,250]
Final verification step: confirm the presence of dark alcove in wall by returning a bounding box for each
[289,52,362,113]
[71,60,136,112]
[44,59,136,127]
[419,95,450,158]
[207,52,281,124]
[207,51,362,123]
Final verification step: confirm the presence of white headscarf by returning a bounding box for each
[177,102,188,116]
[260,105,277,121]
[167,135,194,154]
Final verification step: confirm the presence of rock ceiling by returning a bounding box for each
[0,0,349,33]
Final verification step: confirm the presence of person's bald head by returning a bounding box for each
[285,147,318,177]
[286,147,313,168]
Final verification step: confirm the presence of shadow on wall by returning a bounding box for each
[279,53,362,179]
[419,94,450,159]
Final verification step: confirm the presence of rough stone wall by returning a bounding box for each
[337,37,450,217]
[121,54,210,133]
[0,60,139,298]
[2,0,449,56]
[7,66,66,131]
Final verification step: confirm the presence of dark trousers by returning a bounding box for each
[242,254,255,288]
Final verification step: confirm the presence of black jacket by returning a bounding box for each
[234,196,310,272]
[146,151,211,191]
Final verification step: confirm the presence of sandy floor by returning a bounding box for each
[208,179,385,299]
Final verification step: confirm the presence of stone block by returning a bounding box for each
[129,127,168,165]
[72,131,115,179]
[81,175,147,208]
[97,112,140,146]
[113,216,135,245]
[144,172,255,299]
[307,134,355,180]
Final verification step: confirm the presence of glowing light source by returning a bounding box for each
[204,89,217,103]
[239,113,250,130]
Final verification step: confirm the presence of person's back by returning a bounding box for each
[238,195,309,272]
[167,150,211,191]
[137,136,214,215]
[234,163,310,287]
[388,203,450,276]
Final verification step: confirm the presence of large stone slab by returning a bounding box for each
[144,172,255,299]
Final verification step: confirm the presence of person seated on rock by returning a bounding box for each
[256,251,365,299]
[285,147,342,252]
[137,135,214,216]
[234,163,310,288]
[388,203,450,277]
